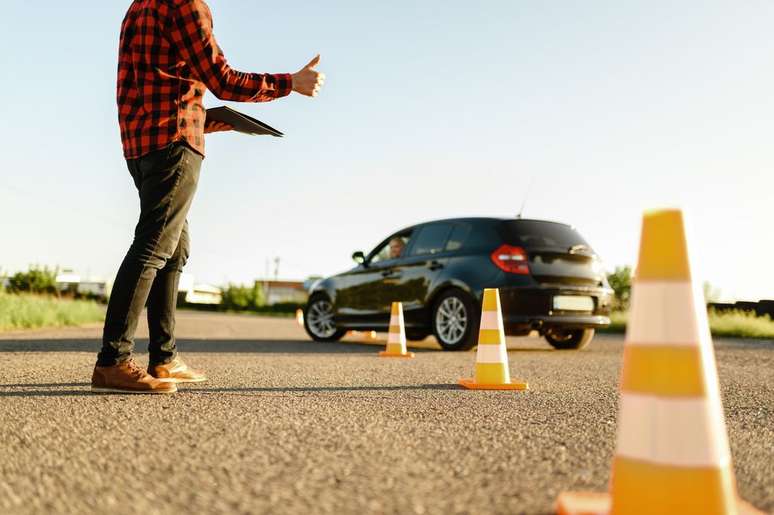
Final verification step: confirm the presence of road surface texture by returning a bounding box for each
[0,311,772,515]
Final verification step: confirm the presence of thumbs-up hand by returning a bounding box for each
[292,54,325,97]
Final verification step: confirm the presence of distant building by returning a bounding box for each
[178,273,222,306]
[261,280,308,305]
[55,269,110,300]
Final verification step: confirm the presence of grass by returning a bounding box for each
[707,309,774,339]
[602,309,774,340]
[0,292,105,332]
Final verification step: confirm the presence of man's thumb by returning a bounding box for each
[306,54,321,69]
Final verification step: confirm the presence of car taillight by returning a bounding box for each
[491,244,530,274]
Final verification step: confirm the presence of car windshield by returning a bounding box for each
[503,220,590,250]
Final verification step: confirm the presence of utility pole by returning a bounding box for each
[263,258,270,306]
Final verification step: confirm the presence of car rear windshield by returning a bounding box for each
[502,220,589,250]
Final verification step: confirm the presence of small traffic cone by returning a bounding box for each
[459,288,528,390]
[556,209,762,515]
[379,302,415,358]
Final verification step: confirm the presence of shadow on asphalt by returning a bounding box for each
[0,339,437,354]
[187,384,461,394]
[0,390,94,398]
[0,382,461,398]
[0,382,89,388]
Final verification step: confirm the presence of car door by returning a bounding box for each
[334,231,412,328]
[334,265,387,326]
[392,223,454,326]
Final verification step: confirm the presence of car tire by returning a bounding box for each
[431,288,479,351]
[544,328,594,350]
[304,295,346,342]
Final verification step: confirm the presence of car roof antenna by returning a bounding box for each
[516,174,536,219]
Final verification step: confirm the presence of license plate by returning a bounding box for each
[553,295,594,312]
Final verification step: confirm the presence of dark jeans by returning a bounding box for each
[97,143,202,366]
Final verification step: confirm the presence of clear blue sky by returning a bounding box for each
[1,1,772,301]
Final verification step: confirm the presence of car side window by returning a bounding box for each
[409,224,453,257]
[370,233,412,264]
[445,223,472,251]
[443,222,502,252]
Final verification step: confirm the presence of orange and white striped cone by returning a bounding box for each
[556,209,762,515]
[379,302,415,358]
[459,288,528,390]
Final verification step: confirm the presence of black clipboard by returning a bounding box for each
[205,106,284,137]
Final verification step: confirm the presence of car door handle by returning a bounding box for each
[381,270,398,277]
[428,261,444,271]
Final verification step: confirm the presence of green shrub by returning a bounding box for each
[707,309,774,339]
[7,266,58,295]
[220,282,266,311]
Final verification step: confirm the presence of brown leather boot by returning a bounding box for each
[92,359,177,394]
[148,357,207,383]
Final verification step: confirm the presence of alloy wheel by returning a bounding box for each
[435,296,468,345]
[307,299,337,339]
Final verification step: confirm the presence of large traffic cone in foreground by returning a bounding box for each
[459,288,528,390]
[379,302,415,358]
[557,209,762,515]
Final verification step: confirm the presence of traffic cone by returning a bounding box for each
[459,288,528,390]
[556,209,762,515]
[379,302,415,358]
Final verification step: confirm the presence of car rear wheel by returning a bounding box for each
[304,296,346,342]
[544,328,594,350]
[432,289,478,351]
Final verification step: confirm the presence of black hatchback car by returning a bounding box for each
[304,218,613,350]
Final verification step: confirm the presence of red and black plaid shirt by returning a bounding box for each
[117,0,292,159]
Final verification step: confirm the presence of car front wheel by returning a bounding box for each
[544,328,594,350]
[432,289,479,351]
[304,296,346,342]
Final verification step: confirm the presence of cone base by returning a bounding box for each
[555,491,764,515]
[378,351,415,358]
[556,492,609,515]
[458,378,528,390]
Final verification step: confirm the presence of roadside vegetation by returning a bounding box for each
[0,291,105,332]
[605,309,774,339]
[604,267,774,340]
[0,267,105,332]
[219,282,301,317]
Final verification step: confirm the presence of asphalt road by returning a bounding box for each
[0,312,772,515]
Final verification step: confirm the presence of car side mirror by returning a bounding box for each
[352,251,366,265]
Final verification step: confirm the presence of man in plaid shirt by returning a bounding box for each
[92,0,325,394]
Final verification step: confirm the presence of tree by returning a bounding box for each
[607,266,632,311]
[7,266,58,295]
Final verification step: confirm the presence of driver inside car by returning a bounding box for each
[389,237,406,259]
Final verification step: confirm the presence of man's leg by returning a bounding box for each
[146,221,190,365]
[97,144,201,368]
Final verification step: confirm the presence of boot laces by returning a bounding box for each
[124,359,147,379]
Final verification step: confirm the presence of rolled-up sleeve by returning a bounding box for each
[169,0,292,102]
